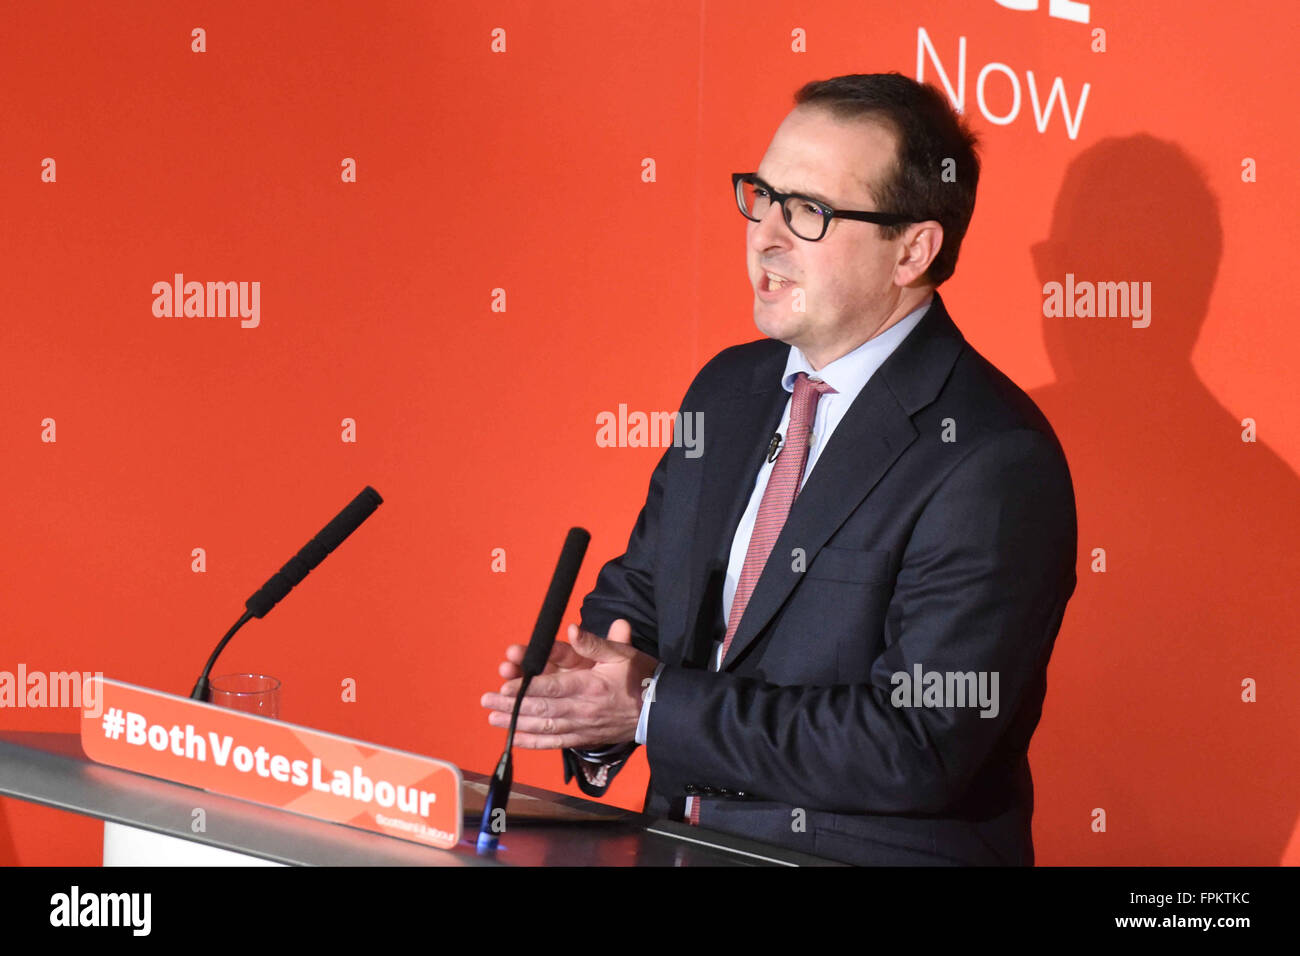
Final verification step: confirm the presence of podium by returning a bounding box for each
[0,731,839,866]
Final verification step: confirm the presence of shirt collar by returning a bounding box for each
[780,294,934,399]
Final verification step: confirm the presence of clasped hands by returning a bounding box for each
[479,619,659,749]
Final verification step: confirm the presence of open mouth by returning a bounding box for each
[761,271,795,293]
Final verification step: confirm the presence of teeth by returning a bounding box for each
[766,272,790,288]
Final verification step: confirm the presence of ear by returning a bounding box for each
[895,220,944,286]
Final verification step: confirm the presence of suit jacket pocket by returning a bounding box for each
[805,546,893,585]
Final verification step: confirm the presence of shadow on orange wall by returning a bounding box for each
[1026,134,1299,864]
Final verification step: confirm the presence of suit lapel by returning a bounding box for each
[677,343,788,667]
[719,293,968,670]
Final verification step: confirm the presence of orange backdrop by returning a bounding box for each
[2,0,1297,866]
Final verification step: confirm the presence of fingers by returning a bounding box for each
[569,626,636,663]
[484,622,640,705]
[496,639,587,681]
[498,660,521,680]
[568,619,634,647]
[479,690,602,732]
[480,668,607,719]
[483,707,587,734]
[492,668,594,700]
[480,626,641,750]
[606,619,633,645]
[482,707,626,749]
[546,640,589,669]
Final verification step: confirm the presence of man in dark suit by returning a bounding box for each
[481,73,1077,866]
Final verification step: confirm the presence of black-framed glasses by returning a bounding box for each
[732,172,913,241]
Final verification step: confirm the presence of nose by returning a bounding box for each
[748,199,792,252]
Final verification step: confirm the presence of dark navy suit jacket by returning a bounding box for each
[563,291,1078,865]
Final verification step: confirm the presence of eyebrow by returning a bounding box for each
[755,174,837,207]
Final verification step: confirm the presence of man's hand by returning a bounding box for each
[479,619,658,749]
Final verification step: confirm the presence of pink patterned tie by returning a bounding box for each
[689,371,836,826]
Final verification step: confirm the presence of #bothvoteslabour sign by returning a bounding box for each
[80,677,461,850]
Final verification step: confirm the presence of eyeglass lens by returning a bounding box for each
[737,178,829,240]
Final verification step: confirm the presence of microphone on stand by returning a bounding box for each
[477,527,591,854]
[188,486,384,701]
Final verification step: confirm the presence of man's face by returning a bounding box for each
[747,106,915,367]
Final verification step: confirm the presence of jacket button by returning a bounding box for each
[684,783,700,794]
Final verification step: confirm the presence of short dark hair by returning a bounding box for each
[794,73,980,286]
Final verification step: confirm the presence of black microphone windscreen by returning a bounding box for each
[245,486,384,618]
[520,527,590,677]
